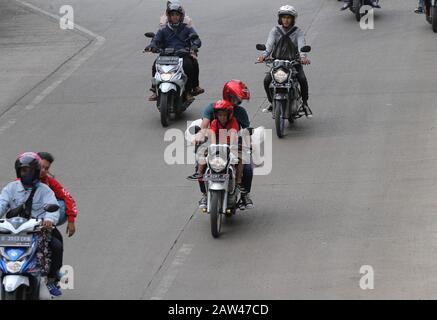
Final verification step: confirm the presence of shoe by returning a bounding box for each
[191,87,205,96]
[241,192,253,210]
[302,102,313,119]
[262,105,273,113]
[199,194,207,209]
[414,7,423,13]
[185,93,195,103]
[148,93,157,101]
[371,1,381,8]
[187,172,203,181]
[340,3,352,11]
[47,282,62,297]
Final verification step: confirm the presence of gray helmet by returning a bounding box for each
[277,5,298,25]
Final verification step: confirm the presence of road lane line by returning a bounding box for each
[0,1,105,135]
[150,244,194,300]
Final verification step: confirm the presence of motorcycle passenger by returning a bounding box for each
[188,80,254,210]
[257,5,312,118]
[341,0,381,11]
[38,152,78,237]
[147,2,204,102]
[0,152,63,296]
[194,100,244,190]
[415,0,424,13]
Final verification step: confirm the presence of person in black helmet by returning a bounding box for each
[0,152,64,296]
[147,1,204,102]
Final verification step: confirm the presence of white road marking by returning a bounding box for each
[150,244,194,300]
[0,1,105,135]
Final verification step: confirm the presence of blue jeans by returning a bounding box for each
[56,200,68,226]
[419,0,424,8]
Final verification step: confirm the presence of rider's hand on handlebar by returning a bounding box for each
[301,57,311,65]
[257,55,266,63]
[42,220,54,229]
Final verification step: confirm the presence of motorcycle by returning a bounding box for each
[256,44,311,138]
[203,143,240,238]
[144,32,199,127]
[425,0,437,33]
[0,204,58,300]
[349,0,379,22]
[188,125,254,238]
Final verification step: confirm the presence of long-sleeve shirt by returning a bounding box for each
[151,23,201,52]
[40,176,78,223]
[262,25,307,59]
[0,181,59,224]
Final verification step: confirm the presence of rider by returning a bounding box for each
[147,2,204,102]
[188,80,254,210]
[341,0,381,11]
[257,5,312,118]
[0,152,63,296]
[194,100,244,188]
[38,152,78,237]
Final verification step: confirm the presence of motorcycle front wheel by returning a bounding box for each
[209,190,223,238]
[2,286,26,300]
[352,0,363,22]
[159,92,172,127]
[274,100,286,138]
[432,6,437,32]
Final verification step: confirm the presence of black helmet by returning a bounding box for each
[15,152,41,186]
[166,2,185,27]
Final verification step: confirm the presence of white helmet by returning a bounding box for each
[278,5,298,18]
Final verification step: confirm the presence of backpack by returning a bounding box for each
[272,26,298,61]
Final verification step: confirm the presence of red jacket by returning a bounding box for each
[40,176,78,223]
[210,117,240,145]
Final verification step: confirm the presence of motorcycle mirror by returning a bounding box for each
[145,32,155,38]
[256,44,266,51]
[301,45,311,53]
[44,204,60,213]
[189,125,201,135]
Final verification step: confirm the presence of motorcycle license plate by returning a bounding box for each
[203,174,228,182]
[0,234,32,247]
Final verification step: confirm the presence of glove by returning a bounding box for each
[5,205,25,219]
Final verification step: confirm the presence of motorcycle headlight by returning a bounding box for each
[160,73,173,81]
[273,69,289,83]
[6,261,23,273]
[209,156,227,172]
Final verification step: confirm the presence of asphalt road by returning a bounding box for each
[1,0,437,299]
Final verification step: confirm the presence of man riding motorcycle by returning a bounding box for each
[147,2,204,102]
[257,5,312,118]
[188,80,254,210]
[0,152,63,296]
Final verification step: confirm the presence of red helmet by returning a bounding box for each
[213,100,234,122]
[222,80,250,106]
